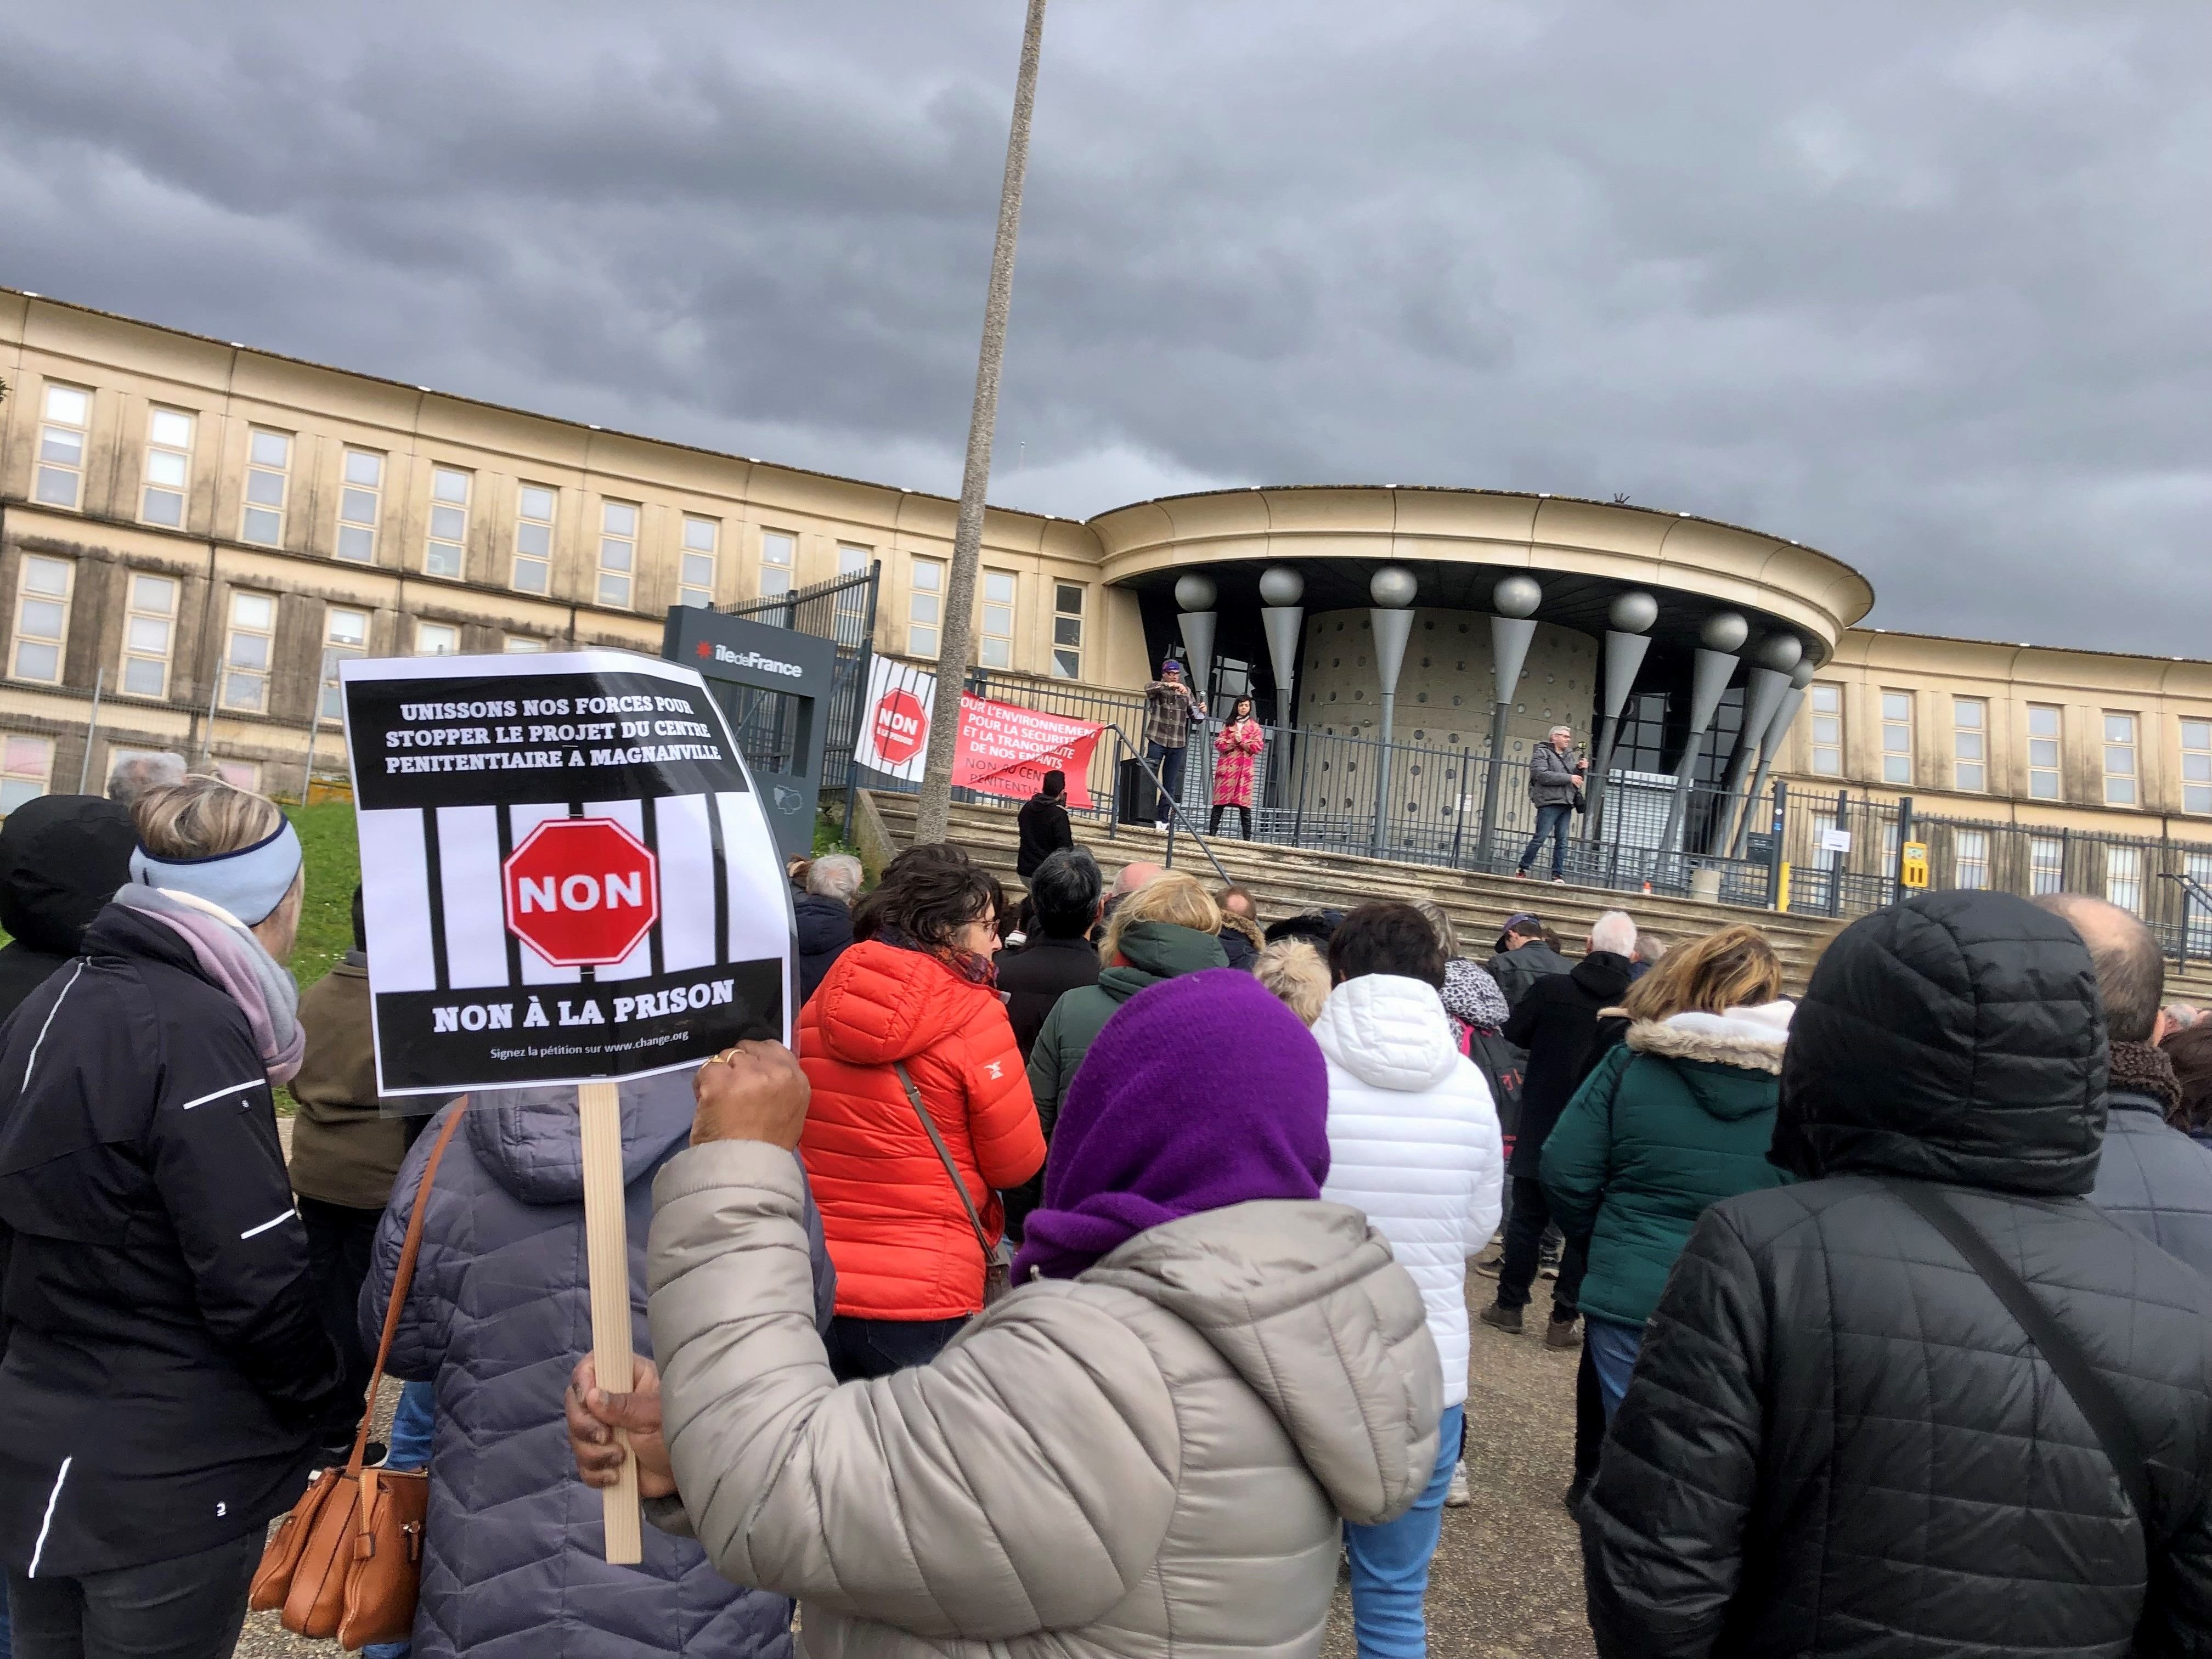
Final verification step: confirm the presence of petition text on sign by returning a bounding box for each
[342,651,794,1095]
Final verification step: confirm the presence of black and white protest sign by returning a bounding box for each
[342,651,793,1095]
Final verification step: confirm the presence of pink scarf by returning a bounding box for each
[114,886,306,1085]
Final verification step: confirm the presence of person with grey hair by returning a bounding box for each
[2042,894,2212,1277]
[1514,725,1586,884]
[1482,910,1636,1343]
[795,854,863,1006]
[104,749,187,808]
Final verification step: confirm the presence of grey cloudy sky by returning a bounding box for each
[4,2,2207,654]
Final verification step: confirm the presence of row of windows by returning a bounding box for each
[27,382,1090,677]
[0,733,264,816]
[1805,685,2212,812]
[10,552,544,714]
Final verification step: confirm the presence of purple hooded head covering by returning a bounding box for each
[1012,968,1330,1283]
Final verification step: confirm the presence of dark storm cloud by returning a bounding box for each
[3,2,2207,652]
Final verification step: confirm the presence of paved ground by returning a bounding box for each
[237,1252,1593,1658]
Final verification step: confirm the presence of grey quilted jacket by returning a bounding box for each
[360,1076,835,1659]
[646,1141,1443,1658]
[2090,1087,2212,1278]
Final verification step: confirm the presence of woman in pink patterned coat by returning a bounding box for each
[1209,697,1266,838]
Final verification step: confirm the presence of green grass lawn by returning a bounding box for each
[287,799,362,992]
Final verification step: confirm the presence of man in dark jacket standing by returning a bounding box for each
[1487,912,1572,1010]
[996,849,1104,1060]
[2046,893,2212,1274]
[793,855,861,1005]
[1016,770,1075,878]
[1481,911,1636,1343]
[0,794,134,1021]
[1515,726,1586,883]
[1582,890,2212,1657]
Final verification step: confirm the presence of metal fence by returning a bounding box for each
[719,566,879,839]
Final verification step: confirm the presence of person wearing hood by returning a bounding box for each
[2047,894,2212,1276]
[793,853,861,1005]
[361,1074,834,1659]
[0,777,346,1659]
[1311,902,1503,1658]
[798,844,1042,1379]
[567,967,1444,1658]
[1482,911,1638,1344]
[1540,925,1792,1424]
[1028,871,1227,1132]
[0,793,135,1022]
[1581,890,2212,1657]
[1016,769,1075,878]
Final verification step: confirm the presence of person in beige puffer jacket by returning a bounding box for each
[571,967,1442,1657]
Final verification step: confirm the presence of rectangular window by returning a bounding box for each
[2029,834,2066,896]
[2103,712,2138,806]
[1953,697,1986,792]
[319,607,370,720]
[121,573,179,698]
[679,517,719,609]
[141,409,194,527]
[1052,582,1085,680]
[222,591,276,712]
[597,501,636,608]
[2028,705,2063,801]
[1953,827,1990,890]
[35,385,89,510]
[2183,719,2212,816]
[2107,844,2144,913]
[514,485,556,594]
[213,759,261,793]
[979,570,1015,669]
[426,467,471,579]
[2187,850,2212,956]
[12,556,74,685]
[416,620,460,657]
[336,449,383,562]
[503,635,547,653]
[1810,812,1843,872]
[1881,691,1914,785]
[0,736,54,816]
[907,557,944,657]
[241,429,291,546]
[833,545,870,646]
[1808,683,1843,776]
[759,529,796,599]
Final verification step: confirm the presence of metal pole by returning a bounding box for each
[913,0,1048,843]
[1449,748,1472,867]
[840,561,882,848]
[1829,788,1847,918]
[1477,701,1512,872]
[1894,795,1915,907]
[76,668,106,793]
[1371,704,1393,857]
[1583,712,1620,841]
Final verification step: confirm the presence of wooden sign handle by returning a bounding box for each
[578,1079,642,1564]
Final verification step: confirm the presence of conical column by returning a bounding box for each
[1583,590,1657,842]
[1658,612,1746,857]
[1475,575,1542,871]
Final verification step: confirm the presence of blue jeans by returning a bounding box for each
[1585,1314,1644,1420]
[1144,741,1187,823]
[359,1381,437,1659]
[1344,1402,1463,1658]
[1517,802,1575,878]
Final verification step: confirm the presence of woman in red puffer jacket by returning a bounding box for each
[798,844,1043,1380]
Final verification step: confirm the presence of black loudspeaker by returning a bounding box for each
[1116,758,1157,825]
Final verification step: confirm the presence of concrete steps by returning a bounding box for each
[867,793,1853,992]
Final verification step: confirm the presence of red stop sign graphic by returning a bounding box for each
[872,689,928,765]
[503,817,661,968]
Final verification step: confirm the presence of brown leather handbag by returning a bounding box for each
[250,1104,465,1649]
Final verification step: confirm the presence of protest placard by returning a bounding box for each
[342,649,793,1561]
[950,693,1103,806]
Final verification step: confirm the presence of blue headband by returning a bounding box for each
[129,819,304,926]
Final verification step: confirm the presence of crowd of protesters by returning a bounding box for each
[9,758,2212,1658]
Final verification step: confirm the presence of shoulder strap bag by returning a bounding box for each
[250,1102,467,1650]
[894,1060,1012,1307]
[1880,1177,2164,1640]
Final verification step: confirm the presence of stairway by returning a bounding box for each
[867,793,1855,993]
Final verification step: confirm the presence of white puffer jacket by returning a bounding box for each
[1313,973,1504,1408]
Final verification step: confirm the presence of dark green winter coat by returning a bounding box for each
[1540,1003,1792,1329]
[1025,921,1229,1135]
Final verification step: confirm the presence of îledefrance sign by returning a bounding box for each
[341,651,794,1095]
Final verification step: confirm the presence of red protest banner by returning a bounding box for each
[951,694,1104,806]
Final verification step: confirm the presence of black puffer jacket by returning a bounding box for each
[1503,951,1634,1176]
[0,794,134,1022]
[793,894,854,1006]
[1581,891,2212,1658]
